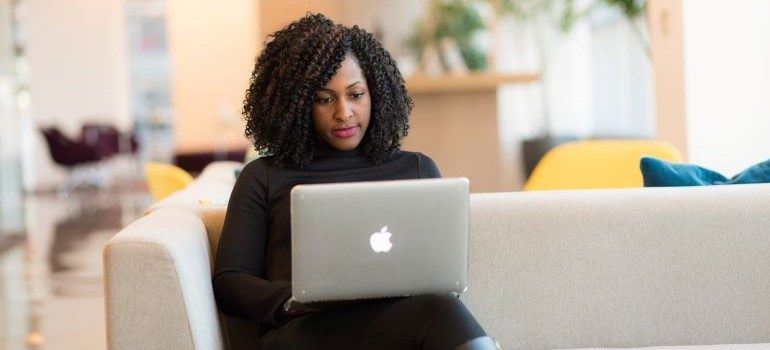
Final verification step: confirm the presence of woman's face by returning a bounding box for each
[312,53,371,151]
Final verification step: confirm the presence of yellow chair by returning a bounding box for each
[144,162,194,201]
[523,139,683,191]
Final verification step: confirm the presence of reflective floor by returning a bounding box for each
[0,184,152,350]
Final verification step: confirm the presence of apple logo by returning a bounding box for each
[369,226,393,253]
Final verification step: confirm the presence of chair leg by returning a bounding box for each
[56,163,111,196]
[57,177,75,197]
[57,166,86,197]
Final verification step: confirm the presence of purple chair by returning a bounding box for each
[81,123,139,158]
[40,127,106,193]
[41,127,103,166]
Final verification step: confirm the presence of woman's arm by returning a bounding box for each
[212,161,292,326]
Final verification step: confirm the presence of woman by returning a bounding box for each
[213,13,499,350]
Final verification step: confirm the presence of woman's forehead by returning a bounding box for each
[323,54,367,89]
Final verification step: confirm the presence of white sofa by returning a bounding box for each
[104,161,770,350]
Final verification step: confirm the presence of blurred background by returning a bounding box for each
[0,0,769,348]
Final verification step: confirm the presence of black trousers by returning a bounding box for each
[257,294,486,350]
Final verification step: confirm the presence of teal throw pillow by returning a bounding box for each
[640,157,770,187]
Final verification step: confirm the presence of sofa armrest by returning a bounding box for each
[104,208,224,350]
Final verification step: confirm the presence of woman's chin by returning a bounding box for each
[327,138,361,151]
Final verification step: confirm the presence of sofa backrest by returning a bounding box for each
[186,183,770,350]
[463,184,770,349]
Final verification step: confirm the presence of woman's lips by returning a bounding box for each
[331,126,358,139]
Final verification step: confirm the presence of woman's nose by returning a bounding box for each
[334,99,353,121]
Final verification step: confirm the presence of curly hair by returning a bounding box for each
[242,13,413,169]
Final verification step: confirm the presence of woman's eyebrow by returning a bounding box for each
[317,81,363,93]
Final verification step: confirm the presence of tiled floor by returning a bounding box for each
[0,184,152,350]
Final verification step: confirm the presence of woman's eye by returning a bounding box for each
[350,92,365,99]
[315,97,333,105]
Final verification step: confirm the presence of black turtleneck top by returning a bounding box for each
[212,145,441,327]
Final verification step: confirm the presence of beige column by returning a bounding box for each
[649,0,688,159]
[166,0,259,153]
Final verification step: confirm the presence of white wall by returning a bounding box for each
[495,2,654,141]
[494,3,653,156]
[682,0,770,175]
[0,75,23,231]
[544,19,595,137]
[22,0,129,191]
[25,0,130,134]
[589,11,654,138]
[1,0,23,230]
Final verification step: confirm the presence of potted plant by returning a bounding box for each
[407,0,489,75]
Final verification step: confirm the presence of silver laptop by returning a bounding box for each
[290,177,469,303]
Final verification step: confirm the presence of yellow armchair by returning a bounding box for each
[523,139,683,191]
[144,162,194,201]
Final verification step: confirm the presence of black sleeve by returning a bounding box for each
[417,153,442,179]
[212,161,291,326]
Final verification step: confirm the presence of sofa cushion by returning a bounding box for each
[640,157,770,187]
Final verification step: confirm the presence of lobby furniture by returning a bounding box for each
[40,127,107,193]
[143,162,194,201]
[81,123,139,158]
[104,162,770,350]
[173,149,247,174]
[524,139,683,191]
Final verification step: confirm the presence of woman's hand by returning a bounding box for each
[278,297,319,320]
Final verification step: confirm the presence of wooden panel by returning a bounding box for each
[404,91,507,193]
